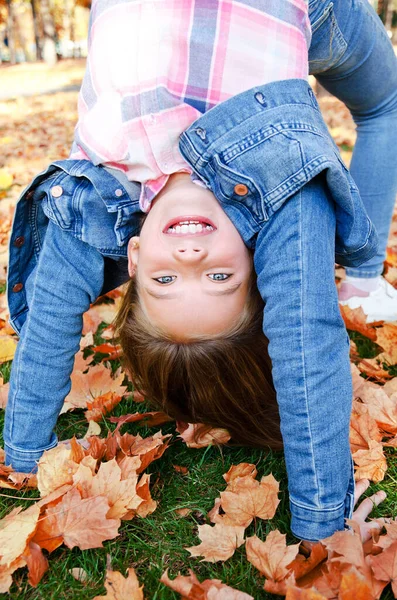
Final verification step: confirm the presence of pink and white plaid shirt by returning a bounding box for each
[71,0,311,211]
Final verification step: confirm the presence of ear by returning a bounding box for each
[127,236,140,277]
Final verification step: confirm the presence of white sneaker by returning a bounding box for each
[339,276,397,323]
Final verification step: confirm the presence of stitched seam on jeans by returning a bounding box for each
[298,187,322,506]
[290,497,345,513]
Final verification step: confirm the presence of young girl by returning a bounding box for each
[4,0,396,543]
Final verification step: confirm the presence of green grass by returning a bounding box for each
[1,333,397,598]
[0,401,396,599]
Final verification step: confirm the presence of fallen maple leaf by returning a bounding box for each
[94,566,144,600]
[176,422,231,448]
[63,364,127,413]
[37,445,79,497]
[0,556,26,594]
[0,504,40,568]
[186,523,245,562]
[0,379,9,408]
[376,324,397,365]
[110,410,174,429]
[223,463,257,484]
[210,473,280,528]
[0,335,17,363]
[353,439,387,482]
[33,487,120,551]
[160,569,254,599]
[356,383,397,435]
[23,541,49,587]
[340,305,379,341]
[368,540,397,597]
[85,391,123,422]
[338,567,376,600]
[350,402,382,453]
[246,531,300,583]
[285,587,327,599]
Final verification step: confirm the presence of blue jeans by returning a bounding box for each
[309,0,397,277]
[4,161,140,472]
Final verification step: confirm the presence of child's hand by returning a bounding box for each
[352,478,387,542]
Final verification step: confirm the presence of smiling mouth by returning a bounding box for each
[163,217,217,236]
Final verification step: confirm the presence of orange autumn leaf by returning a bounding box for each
[376,323,397,365]
[357,359,392,383]
[176,421,231,448]
[0,504,40,568]
[110,411,174,429]
[0,556,26,594]
[186,523,245,563]
[210,473,280,528]
[246,531,300,582]
[85,391,123,422]
[23,541,49,587]
[288,542,328,582]
[0,379,9,408]
[285,587,327,600]
[63,364,127,413]
[353,439,387,482]
[368,540,397,597]
[37,445,79,497]
[0,335,17,364]
[350,401,382,453]
[223,463,257,484]
[340,305,379,341]
[356,384,397,435]
[160,569,254,599]
[33,487,120,551]
[134,474,157,518]
[338,568,376,600]
[94,567,144,600]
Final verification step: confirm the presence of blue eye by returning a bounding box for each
[154,276,176,284]
[208,273,231,281]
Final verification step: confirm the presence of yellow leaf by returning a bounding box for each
[0,337,17,364]
[0,169,13,190]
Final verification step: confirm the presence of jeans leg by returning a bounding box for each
[4,222,104,472]
[309,0,397,277]
[255,175,354,541]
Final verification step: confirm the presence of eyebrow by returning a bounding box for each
[144,282,242,300]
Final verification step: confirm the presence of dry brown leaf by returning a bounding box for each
[384,378,397,397]
[63,364,126,413]
[340,305,379,341]
[85,391,123,422]
[134,474,157,518]
[160,569,254,599]
[0,504,40,567]
[350,402,382,454]
[353,440,387,482]
[37,445,79,497]
[94,567,144,600]
[23,541,49,587]
[376,324,397,365]
[246,531,300,582]
[356,384,397,435]
[186,523,245,562]
[210,473,280,528]
[0,556,26,594]
[110,411,174,429]
[288,542,328,582]
[285,587,327,599]
[33,487,120,551]
[223,463,257,484]
[0,380,9,408]
[69,567,88,582]
[338,568,376,600]
[357,359,392,383]
[368,540,397,597]
[176,422,231,447]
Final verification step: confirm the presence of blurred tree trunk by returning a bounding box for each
[30,0,42,60]
[383,0,394,29]
[40,0,57,65]
[6,0,16,64]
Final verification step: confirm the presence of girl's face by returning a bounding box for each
[128,173,252,340]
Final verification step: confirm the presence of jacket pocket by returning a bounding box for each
[308,2,348,74]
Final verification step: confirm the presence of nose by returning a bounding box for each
[173,244,208,262]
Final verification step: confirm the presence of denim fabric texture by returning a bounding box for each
[5,162,140,471]
[308,0,397,277]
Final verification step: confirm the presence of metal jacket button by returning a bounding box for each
[12,283,24,293]
[13,236,25,247]
[50,185,63,198]
[115,189,123,197]
[234,184,248,196]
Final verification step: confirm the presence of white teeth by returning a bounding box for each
[188,224,196,233]
[181,224,189,233]
[197,224,203,232]
[206,225,212,230]
[176,225,181,233]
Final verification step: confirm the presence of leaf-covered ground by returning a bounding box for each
[1,61,397,600]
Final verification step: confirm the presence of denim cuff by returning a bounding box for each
[4,436,58,474]
[290,495,353,542]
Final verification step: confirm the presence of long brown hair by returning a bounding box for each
[115,274,282,450]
